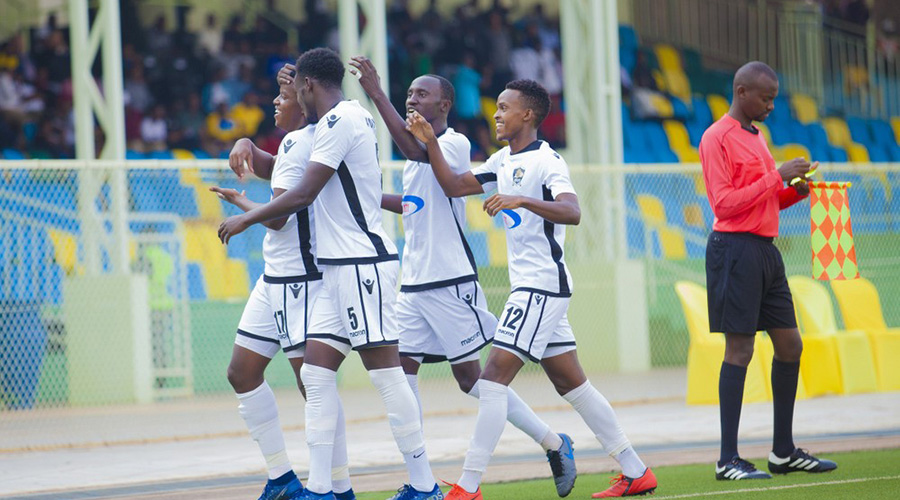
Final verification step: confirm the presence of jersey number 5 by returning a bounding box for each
[348,307,359,330]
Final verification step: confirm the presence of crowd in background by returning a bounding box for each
[0,0,565,161]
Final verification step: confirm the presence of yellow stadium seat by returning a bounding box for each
[691,173,706,196]
[892,117,900,145]
[788,276,877,395]
[844,65,868,90]
[648,92,674,118]
[675,281,770,405]
[487,229,507,266]
[663,120,700,162]
[658,226,687,260]
[755,122,774,145]
[185,222,231,300]
[663,69,692,102]
[636,194,666,226]
[779,144,812,162]
[172,149,196,160]
[707,94,730,121]
[830,278,900,391]
[683,203,706,230]
[196,185,224,220]
[846,143,870,163]
[466,198,492,231]
[179,167,202,186]
[790,94,820,124]
[224,259,250,299]
[48,229,79,275]
[654,44,683,72]
[480,97,504,148]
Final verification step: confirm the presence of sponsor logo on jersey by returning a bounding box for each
[363,278,375,294]
[460,331,481,346]
[289,283,303,299]
[327,114,341,128]
[512,166,525,186]
[283,138,296,153]
[401,195,425,215]
[501,209,522,229]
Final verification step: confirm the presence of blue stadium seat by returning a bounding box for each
[186,263,207,300]
[671,98,691,121]
[846,117,873,147]
[192,149,212,159]
[2,148,26,160]
[620,47,637,74]
[126,150,146,160]
[806,123,830,148]
[146,150,175,160]
[829,146,849,162]
[619,25,639,50]
[867,145,890,163]
[768,96,792,124]
[768,122,792,146]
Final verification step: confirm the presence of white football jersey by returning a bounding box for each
[399,128,478,291]
[308,100,398,265]
[263,125,320,279]
[470,140,576,296]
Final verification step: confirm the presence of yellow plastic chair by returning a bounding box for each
[654,43,683,72]
[830,278,900,391]
[788,276,877,395]
[465,198,492,231]
[790,94,820,124]
[636,194,667,227]
[663,120,692,150]
[675,281,770,405]
[658,226,687,260]
[683,203,706,231]
[891,117,900,145]
[487,229,507,266]
[707,95,730,121]
[846,144,870,163]
[648,93,674,118]
[755,334,807,400]
[822,116,869,161]
[663,69,692,102]
[47,229,80,275]
[779,144,812,162]
[172,149,196,160]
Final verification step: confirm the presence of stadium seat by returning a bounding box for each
[707,94,730,121]
[648,93,675,118]
[788,276,878,395]
[830,277,900,391]
[674,281,770,405]
[47,229,80,276]
[779,144,812,162]
[466,198,492,231]
[486,229,507,266]
[791,94,820,124]
[663,70,692,102]
[186,262,207,300]
[892,117,900,144]
[172,149,196,160]
[662,120,700,162]
[654,44,682,72]
[618,25,639,51]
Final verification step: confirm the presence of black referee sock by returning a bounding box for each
[772,359,800,458]
[718,362,747,466]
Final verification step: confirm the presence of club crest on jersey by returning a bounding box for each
[289,283,303,299]
[363,278,375,294]
[284,138,295,153]
[327,114,341,128]
[402,195,425,215]
[512,167,525,186]
[501,209,522,229]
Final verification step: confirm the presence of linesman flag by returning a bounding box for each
[809,181,859,280]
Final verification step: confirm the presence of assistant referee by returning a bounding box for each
[699,61,838,481]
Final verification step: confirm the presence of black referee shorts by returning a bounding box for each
[705,231,797,335]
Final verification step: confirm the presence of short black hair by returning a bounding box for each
[423,74,455,105]
[295,48,344,89]
[505,79,550,127]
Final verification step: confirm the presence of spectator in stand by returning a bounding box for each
[631,51,666,120]
[206,100,241,149]
[34,30,70,96]
[452,51,483,134]
[146,15,172,56]
[124,65,153,113]
[484,10,513,96]
[202,67,233,112]
[170,92,206,151]
[197,14,223,56]
[510,34,541,82]
[878,19,899,60]
[843,0,870,30]
[231,91,264,138]
[140,104,168,152]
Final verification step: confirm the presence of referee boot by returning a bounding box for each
[768,448,837,474]
[259,472,303,500]
[546,433,577,497]
[715,457,772,480]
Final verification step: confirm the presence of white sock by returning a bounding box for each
[236,381,293,479]
[459,379,508,493]
[468,381,555,450]
[406,373,424,428]
[563,381,642,474]
[369,367,434,492]
[331,397,352,494]
[614,446,648,478]
[301,364,339,494]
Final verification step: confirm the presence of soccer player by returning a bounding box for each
[405,80,656,499]
[218,48,441,500]
[212,67,355,500]
[347,56,577,497]
[699,61,837,480]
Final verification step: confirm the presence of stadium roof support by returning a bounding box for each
[69,0,129,274]
[338,0,391,164]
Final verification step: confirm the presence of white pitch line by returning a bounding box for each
[651,475,900,499]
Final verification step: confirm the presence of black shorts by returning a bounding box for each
[705,231,797,335]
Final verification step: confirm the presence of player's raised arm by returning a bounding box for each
[406,111,483,197]
[218,162,334,243]
[229,138,276,180]
[350,56,428,163]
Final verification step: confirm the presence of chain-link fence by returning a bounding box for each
[2,160,899,448]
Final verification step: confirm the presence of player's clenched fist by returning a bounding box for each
[218,214,249,244]
[483,194,524,217]
[405,111,435,143]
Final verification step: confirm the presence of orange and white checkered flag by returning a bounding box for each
[809,181,859,280]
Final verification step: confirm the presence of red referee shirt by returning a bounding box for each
[699,114,806,237]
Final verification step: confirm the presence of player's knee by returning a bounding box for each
[456,373,478,393]
[226,364,260,393]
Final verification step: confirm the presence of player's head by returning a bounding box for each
[273,81,306,132]
[732,61,779,122]
[294,48,345,122]
[493,79,550,142]
[406,74,454,124]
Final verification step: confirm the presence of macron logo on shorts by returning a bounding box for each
[363,279,375,294]
[289,283,303,299]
